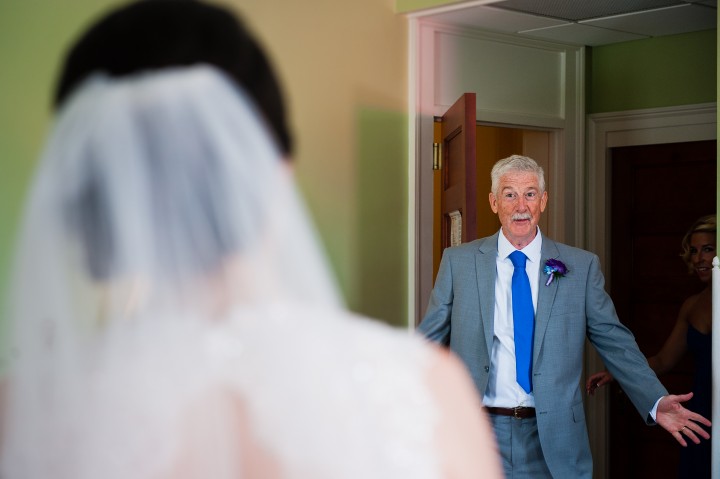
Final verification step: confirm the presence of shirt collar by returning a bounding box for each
[497,227,543,265]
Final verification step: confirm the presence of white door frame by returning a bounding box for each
[407,15,585,327]
[586,103,717,269]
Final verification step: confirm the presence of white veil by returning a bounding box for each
[1,66,441,479]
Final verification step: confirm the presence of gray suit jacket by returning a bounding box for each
[417,232,667,478]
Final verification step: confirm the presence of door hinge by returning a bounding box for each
[433,142,442,170]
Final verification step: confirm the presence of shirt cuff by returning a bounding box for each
[649,396,664,422]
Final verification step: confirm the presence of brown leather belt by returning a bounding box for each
[484,406,536,419]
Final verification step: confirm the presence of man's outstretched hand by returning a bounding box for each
[656,393,712,447]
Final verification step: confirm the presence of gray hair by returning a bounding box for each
[490,154,545,196]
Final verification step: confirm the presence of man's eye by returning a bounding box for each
[526,192,536,198]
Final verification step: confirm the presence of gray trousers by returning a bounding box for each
[489,414,553,478]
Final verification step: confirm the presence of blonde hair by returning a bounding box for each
[680,214,716,272]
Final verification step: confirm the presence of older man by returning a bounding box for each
[417,155,711,477]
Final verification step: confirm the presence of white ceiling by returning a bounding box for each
[422,0,717,46]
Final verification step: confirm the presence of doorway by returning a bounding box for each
[585,103,717,478]
[432,119,555,282]
[607,140,716,478]
[410,19,584,327]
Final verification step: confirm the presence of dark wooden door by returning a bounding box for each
[608,140,716,478]
[439,93,477,250]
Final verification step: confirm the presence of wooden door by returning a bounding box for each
[438,93,477,251]
[608,140,716,478]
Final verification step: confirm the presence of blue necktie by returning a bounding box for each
[509,250,534,393]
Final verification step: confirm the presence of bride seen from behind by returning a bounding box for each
[0,2,502,478]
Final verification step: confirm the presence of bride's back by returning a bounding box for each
[0,3,502,478]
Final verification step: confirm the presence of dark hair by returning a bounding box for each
[54,0,293,156]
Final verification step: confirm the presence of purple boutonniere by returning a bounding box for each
[543,259,568,286]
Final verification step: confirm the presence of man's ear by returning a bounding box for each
[540,190,548,213]
[489,192,498,214]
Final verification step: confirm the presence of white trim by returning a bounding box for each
[585,102,717,479]
[713,255,720,478]
[407,17,419,331]
[402,0,503,19]
[413,20,439,328]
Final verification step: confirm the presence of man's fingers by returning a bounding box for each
[689,413,712,428]
[675,420,711,444]
[673,430,688,447]
[688,421,711,440]
[679,425,702,445]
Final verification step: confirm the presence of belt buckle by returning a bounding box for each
[513,406,523,419]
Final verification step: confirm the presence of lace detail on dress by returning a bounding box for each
[206,303,440,479]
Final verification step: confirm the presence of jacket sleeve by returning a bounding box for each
[583,253,668,423]
[416,250,454,346]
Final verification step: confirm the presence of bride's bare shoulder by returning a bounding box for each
[423,345,504,479]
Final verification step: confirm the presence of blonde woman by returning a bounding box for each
[587,214,715,478]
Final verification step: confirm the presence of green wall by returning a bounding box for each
[356,108,408,327]
[588,29,716,114]
[588,28,717,226]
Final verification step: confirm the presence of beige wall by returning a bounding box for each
[214,1,409,324]
[0,1,410,328]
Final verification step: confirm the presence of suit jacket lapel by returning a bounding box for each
[534,237,560,362]
[476,233,499,356]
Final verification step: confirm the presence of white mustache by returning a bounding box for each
[512,213,532,221]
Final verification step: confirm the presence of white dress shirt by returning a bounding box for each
[481,228,663,419]
[482,228,542,408]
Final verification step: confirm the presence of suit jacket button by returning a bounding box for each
[484,366,490,372]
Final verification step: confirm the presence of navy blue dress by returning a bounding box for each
[678,324,711,479]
